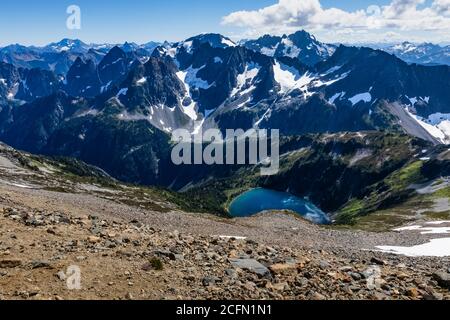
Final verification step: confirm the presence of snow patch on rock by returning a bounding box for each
[328,92,345,104]
[136,77,147,85]
[406,109,450,144]
[117,88,128,97]
[348,92,372,106]
[377,238,450,257]
[230,63,260,97]
[273,62,314,94]
[176,70,199,120]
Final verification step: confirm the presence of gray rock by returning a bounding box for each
[423,292,444,301]
[296,277,309,287]
[225,269,237,278]
[206,251,219,260]
[311,292,326,300]
[154,249,176,260]
[265,246,277,254]
[31,260,51,269]
[339,266,353,272]
[174,254,184,261]
[350,272,362,281]
[132,240,141,247]
[25,218,45,227]
[230,258,270,277]
[370,257,386,266]
[105,240,117,249]
[170,247,183,255]
[202,276,220,287]
[57,215,71,224]
[90,225,102,235]
[349,285,361,292]
[318,260,331,269]
[0,259,22,268]
[130,220,143,228]
[433,272,450,289]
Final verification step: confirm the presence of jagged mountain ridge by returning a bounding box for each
[2,37,450,133]
[1,32,450,189]
[243,30,336,67]
[0,39,160,75]
[0,43,106,75]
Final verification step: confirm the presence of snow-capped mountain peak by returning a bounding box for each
[183,33,236,49]
[44,39,90,53]
[243,30,336,66]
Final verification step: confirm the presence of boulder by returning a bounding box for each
[433,272,450,289]
[87,236,101,244]
[230,258,270,277]
[269,263,299,274]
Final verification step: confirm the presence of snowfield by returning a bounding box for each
[377,221,450,257]
[377,238,450,257]
[273,62,314,94]
[176,70,199,120]
[406,108,450,144]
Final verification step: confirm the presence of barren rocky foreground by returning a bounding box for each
[0,144,450,300]
[1,184,450,300]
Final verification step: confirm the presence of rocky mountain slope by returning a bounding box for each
[1,143,450,300]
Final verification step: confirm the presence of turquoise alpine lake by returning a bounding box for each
[229,188,330,224]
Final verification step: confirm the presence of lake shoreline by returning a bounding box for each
[229,188,330,225]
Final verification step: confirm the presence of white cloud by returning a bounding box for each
[432,0,450,15]
[222,0,450,43]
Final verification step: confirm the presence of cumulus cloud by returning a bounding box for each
[432,0,450,15]
[222,0,450,42]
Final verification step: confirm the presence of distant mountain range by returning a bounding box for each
[1,34,448,77]
[1,30,450,187]
[370,42,450,66]
[0,39,160,75]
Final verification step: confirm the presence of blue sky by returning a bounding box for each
[0,0,447,46]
